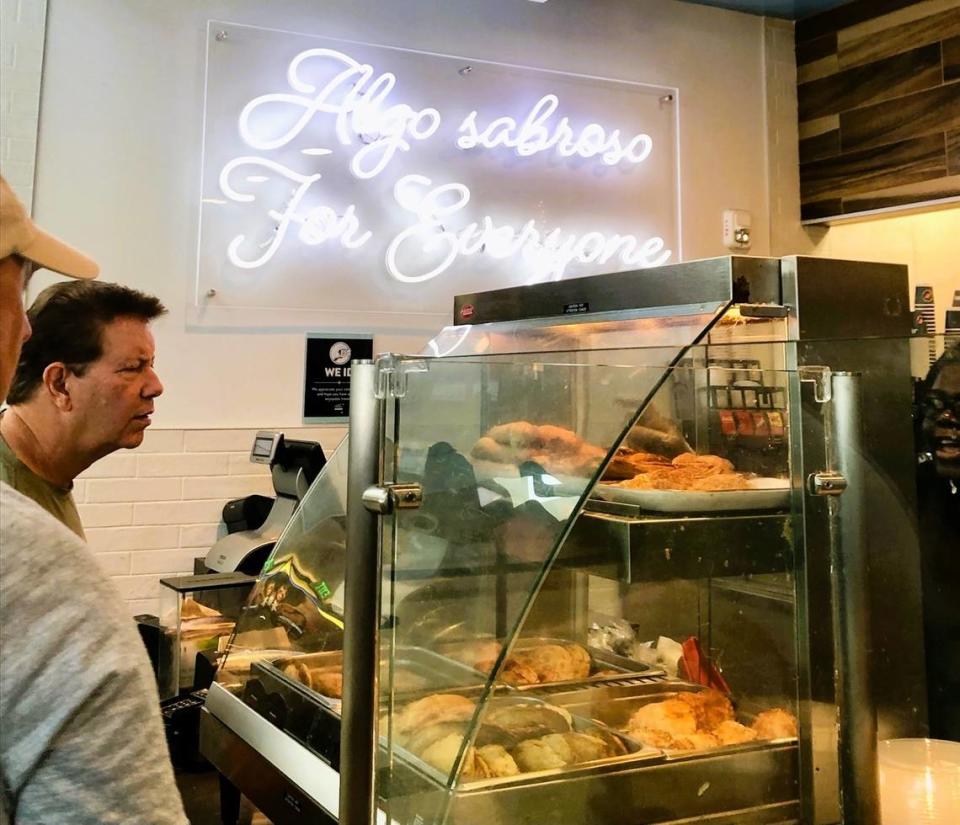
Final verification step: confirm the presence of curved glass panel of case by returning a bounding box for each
[215,436,350,717]
[376,356,806,825]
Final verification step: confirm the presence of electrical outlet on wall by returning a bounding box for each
[723,209,752,250]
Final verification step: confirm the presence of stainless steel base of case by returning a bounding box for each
[200,709,338,825]
[386,743,800,825]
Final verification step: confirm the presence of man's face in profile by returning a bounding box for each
[925,362,960,479]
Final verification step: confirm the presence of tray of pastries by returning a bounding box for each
[386,692,658,787]
[596,451,789,512]
[264,647,483,709]
[551,682,799,757]
[441,637,663,690]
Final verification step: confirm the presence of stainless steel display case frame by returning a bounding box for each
[201,256,924,825]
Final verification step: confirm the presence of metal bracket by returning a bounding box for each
[808,471,847,497]
[798,365,833,404]
[362,483,423,514]
[373,353,429,400]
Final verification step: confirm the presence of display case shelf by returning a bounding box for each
[568,508,795,583]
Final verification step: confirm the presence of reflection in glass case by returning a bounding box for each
[201,257,946,825]
[157,572,251,701]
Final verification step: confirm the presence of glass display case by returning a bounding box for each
[201,257,950,825]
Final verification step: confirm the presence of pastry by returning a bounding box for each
[282,661,310,684]
[404,721,468,755]
[476,744,520,778]
[674,689,735,730]
[482,642,592,686]
[626,698,698,739]
[510,643,591,683]
[511,732,615,772]
[752,708,798,739]
[309,666,343,697]
[419,732,472,776]
[512,737,567,772]
[483,703,572,742]
[492,659,540,687]
[393,694,475,741]
[449,640,501,669]
[688,473,750,491]
[670,732,722,750]
[714,720,758,746]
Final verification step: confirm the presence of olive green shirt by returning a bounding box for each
[0,430,85,539]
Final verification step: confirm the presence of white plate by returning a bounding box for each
[593,477,791,512]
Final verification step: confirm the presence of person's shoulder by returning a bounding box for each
[1,481,77,538]
[0,481,97,583]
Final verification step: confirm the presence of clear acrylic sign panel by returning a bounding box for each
[195,22,680,329]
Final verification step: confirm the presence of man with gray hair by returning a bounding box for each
[0,175,188,824]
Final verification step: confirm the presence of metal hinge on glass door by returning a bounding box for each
[798,365,832,403]
[362,483,423,514]
[373,353,429,399]
[799,365,849,497]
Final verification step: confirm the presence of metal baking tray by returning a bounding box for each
[389,694,662,791]
[266,646,484,709]
[441,636,664,691]
[547,681,798,759]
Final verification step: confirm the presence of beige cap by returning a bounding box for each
[0,175,99,279]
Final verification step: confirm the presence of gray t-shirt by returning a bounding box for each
[0,482,188,825]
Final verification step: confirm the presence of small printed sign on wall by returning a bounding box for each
[303,333,374,423]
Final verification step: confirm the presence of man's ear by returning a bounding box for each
[42,363,73,410]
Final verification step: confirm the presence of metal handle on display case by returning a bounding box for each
[826,372,880,825]
[340,360,383,825]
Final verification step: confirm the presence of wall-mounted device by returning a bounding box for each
[250,431,282,464]
[723,209,752,250]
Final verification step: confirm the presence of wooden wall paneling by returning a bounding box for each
[840,175,960,213]
[796,0,940,42]
[837,6,960,69]
[948,128,960,175]
[833,0,960,45]
[796,0,960,221]
[799,199,845,221]
[797,43,942,122]
[945,35,960,81]
[800,129,842,164]
[840,82,960,153]
[796,32,837,66]
[800,133,947,204]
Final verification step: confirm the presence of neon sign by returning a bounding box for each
[457,95,653,165]
[212,42,675,287]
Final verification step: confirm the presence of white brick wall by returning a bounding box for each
[0,0,47,206]
[75,426,346,616]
